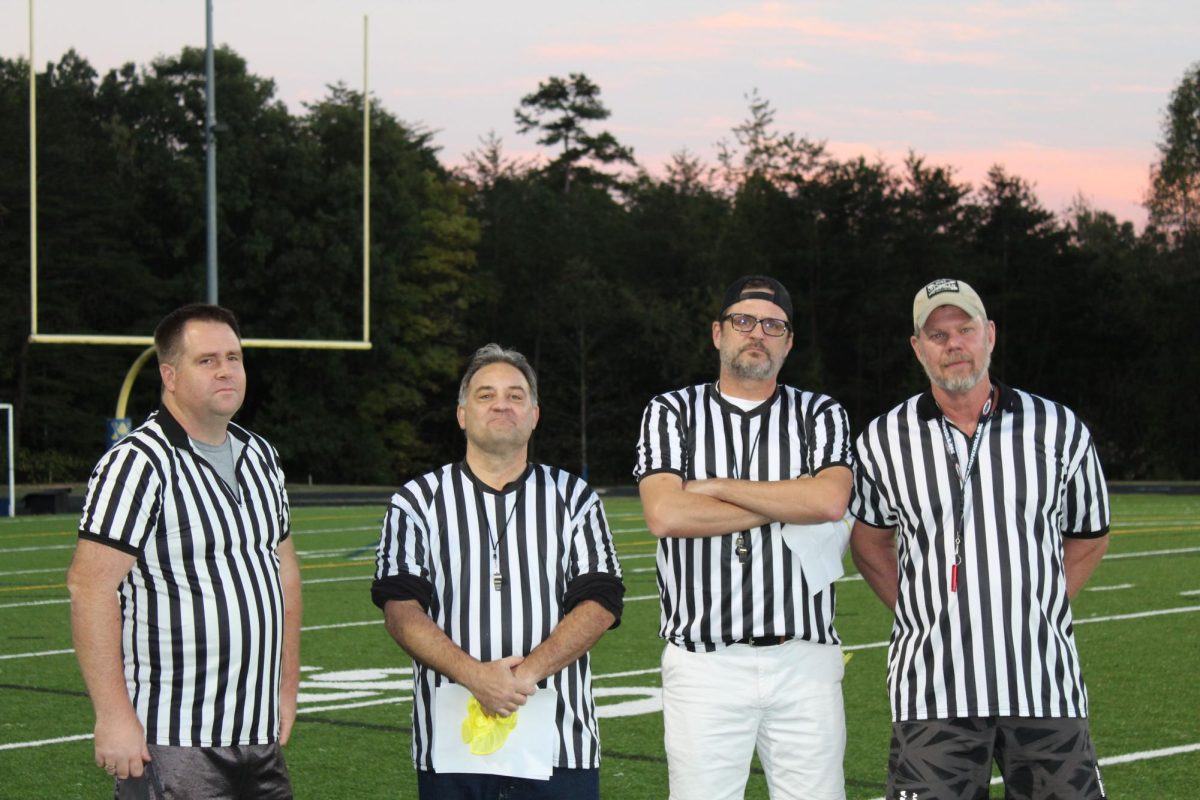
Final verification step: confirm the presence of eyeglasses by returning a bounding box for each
[721,313,791,337]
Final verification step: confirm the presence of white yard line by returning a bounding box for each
[291,525,377,537]
[1076,605,1200,624]
[0,598,69,610]
[297,549,375,560]
[300,620,379,632]
[1104,546,1200,559]
[1087,583,1135,592]
[0,733,93,751]
[0,544,75,554]
[593,667,662,680]
[0,647,75,661]
[0,566,65,577]
[297,697,408,714]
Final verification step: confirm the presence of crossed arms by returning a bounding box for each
[638,467,852,539]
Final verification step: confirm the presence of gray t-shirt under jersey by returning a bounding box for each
[190,435,244,499]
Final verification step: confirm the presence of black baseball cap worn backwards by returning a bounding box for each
[719,275,794,322]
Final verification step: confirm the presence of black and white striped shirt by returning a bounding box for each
[850,383,1110,722]
[373,462,623,770]
[78,406,291,746]
[634,383,853,652]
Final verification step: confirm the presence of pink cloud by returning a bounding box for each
[901,48,1002,66]
[1107,84,1171,95]
[758,56,817,71]
[820,139,1153,226]
[960,87,1053,97]
[965,2,1071,22]
[693,7,889,44]
[531,43,618,60]
[526,36,720,63]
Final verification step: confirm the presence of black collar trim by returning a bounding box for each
[916,380,1018,422]
[706,382,780,417]
[458,460,534,495]
[153,404,251,451]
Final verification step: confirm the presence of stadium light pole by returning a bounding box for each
[28,0,38,337]
[363,15,371,343]
[205,0,218,304]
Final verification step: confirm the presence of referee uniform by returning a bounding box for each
[635,384,850,649]
[79,406,292,747]
[68,306,299,799]
[851,279,1110,799]
[372,344,623,800]
[853,385,1109,720]
[636,275,854,800]
[372,461,623,770]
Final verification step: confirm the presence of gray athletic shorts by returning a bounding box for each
[887,716,1106,800]
[113,742,292,800]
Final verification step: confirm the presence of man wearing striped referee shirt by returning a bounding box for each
[850,279,1110,799]
[373,344,624,799]
[636,276,854,800]
[67,304,301,798]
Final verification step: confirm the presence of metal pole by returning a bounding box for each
[29,0,38,336]
[2,404,14,518]
[115,347,158,419]
[205,0,218,304]
[362,15,370,342]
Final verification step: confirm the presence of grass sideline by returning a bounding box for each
[0,494,1197,798]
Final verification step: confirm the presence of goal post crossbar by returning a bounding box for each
[28,334,372,350]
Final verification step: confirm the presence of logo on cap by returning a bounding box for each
[925,278,961,299]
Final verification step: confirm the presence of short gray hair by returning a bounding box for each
[457,344,539,405]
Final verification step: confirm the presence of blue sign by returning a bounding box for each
[107,418,133,448]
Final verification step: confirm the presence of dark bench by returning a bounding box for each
[23,487,74,515]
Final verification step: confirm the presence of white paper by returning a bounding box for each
[778,516,852,595]
[431,682,557,780]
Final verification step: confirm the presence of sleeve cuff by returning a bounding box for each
[371,573,434,611]
[635,467,684,483]
[78,530,143,557]
[1063,526,1110,540]
[563,573,626,629]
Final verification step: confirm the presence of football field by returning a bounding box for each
[1,493,1198,798]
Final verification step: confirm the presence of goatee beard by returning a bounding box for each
[725,347,775,381]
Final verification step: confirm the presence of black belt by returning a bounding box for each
[734,635,790,648]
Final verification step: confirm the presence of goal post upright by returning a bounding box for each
[1,404,14,518]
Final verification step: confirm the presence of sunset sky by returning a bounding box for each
[5,1,1199,227]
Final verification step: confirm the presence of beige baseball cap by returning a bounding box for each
[913,279,987,330]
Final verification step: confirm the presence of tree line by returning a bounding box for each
[1,50,1198,486]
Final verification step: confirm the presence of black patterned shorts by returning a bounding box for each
[114,742,293,800]
[887,716,1106,800]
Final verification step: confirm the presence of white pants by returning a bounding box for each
[661,639,846,800]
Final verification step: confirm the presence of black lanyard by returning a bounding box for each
[481,483,526,591]
[937,387,994,593]
[731,412,765,563]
